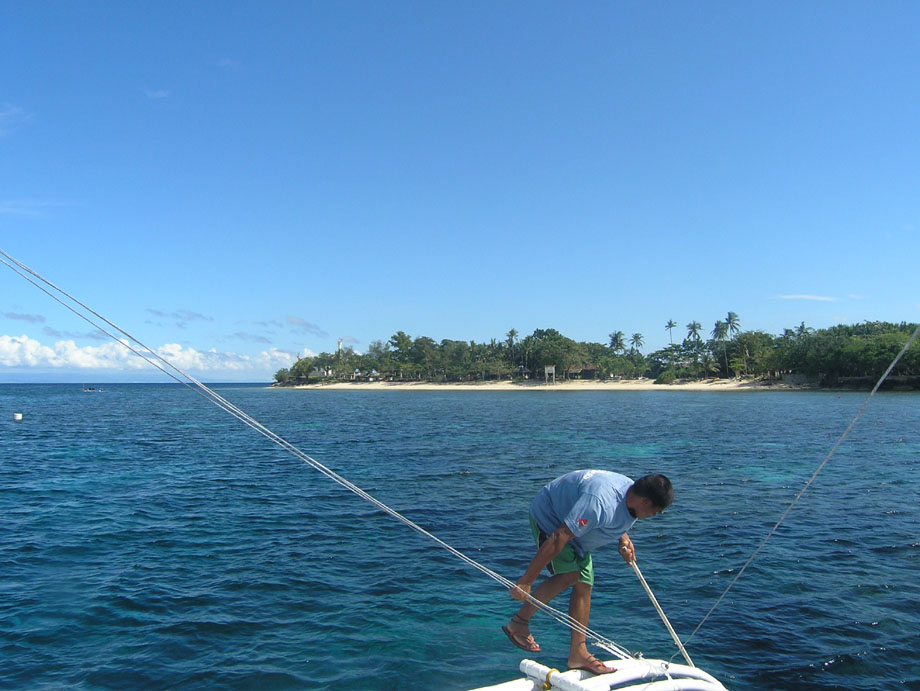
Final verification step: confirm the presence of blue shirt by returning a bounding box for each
[530,470,636,557]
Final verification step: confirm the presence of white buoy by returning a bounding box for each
[13,412,23,421]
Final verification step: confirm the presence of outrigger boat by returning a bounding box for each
[471,657,728,691]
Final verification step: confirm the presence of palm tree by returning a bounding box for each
[608,331,626,353]
[795,321,813,339]
[665,319,677,346]
[712,320,729,376]
[701,352,721,377]
[685,321,703,377]
[726,312,741,340]
[630,333,644,355]
[505,328,518,369]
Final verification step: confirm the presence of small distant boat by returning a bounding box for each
[82,385,104,392]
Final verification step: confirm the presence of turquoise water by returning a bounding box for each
[2,385,918,690]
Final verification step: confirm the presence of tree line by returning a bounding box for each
[273,316,920,388]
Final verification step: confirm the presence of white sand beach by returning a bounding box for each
[282,377,806,392]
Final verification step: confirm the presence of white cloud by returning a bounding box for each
[0,334,296,378]
[0,335,56,367]
[775,294,838,302]
[144,88,170,99]
[0,335,148,370]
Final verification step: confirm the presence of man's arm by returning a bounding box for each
[510,523,575,602]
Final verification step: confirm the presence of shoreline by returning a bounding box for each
[275,377,817,392]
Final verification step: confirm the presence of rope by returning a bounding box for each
[681,320,920,655]
[629,560,694,667]
[0,248,632,661]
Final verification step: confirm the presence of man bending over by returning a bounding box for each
[503,470,673,675]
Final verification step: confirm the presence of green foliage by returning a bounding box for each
[655,370,677,385]
[272,320,920,389]
[289,355,316,383]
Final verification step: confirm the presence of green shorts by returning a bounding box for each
[530,516,594,586]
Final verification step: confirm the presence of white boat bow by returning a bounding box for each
[470,657,728,691]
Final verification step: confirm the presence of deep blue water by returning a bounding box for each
[1,385,918,690]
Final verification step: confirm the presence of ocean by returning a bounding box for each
[1,384,918,690]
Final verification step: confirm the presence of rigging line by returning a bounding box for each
[680,320,920,654]
[0,248,633,661]
[630,560,694,667]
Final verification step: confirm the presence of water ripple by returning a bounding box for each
[2,385,919,689]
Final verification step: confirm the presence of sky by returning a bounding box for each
[1,2,918,382]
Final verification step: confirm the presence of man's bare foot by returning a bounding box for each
[568,654,616,675]
[501,614,540,653]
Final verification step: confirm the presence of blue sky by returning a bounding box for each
[2,2,918,382]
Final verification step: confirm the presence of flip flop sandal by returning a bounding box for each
[570,657,616,675]
[501,615,541,653]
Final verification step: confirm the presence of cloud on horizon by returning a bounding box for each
[0,334,296,378]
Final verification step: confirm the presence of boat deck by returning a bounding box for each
[470,658,728,691]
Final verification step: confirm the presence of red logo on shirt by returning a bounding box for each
[576,518,588,527]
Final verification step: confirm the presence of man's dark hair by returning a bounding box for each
[632,474,673,510]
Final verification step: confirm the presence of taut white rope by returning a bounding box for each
[629,560,694,667]
[0,248,633,661]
